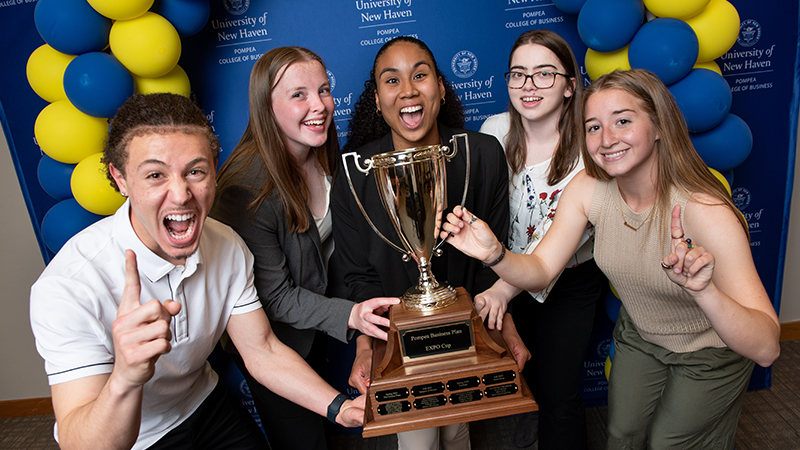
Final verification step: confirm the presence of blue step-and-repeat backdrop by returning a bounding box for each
[2,0,798,420]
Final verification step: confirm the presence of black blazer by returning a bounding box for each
[212,161,354,358]
[329,124,510,302]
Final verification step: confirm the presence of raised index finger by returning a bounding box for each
[118,249,142,318]
[670,205,684,247]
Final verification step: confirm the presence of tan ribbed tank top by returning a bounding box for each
[589,179,726,353]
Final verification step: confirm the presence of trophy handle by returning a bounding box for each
[432,133,471,255]
[341,152,412,259]
[451,133,471,208]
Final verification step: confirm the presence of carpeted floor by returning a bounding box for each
[2,340,799,450]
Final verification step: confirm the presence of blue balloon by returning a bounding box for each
[628,18,699,86]
[721,169,734,188]
[604,289,621,323]
[691,114,753,172]
[152,0,211,37]
[668,69,732,133]
[553,0,587,15]
[34,0,111,55]
[64,52,135,119]
[41,199,104,254]
[578,0,644,52]
[37,155,76,201]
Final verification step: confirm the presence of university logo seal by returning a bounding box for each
[223,0,250,15]
[738,19,761,48]
[451,50,478,79]
[327,70,336,93]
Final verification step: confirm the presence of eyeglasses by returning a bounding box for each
[504,70,569,89]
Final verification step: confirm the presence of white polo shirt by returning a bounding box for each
[30,201,263,450]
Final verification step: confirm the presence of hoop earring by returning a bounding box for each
[376,108,382,117]
[441,96,446,106]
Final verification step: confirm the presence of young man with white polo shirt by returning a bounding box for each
[30,93,363,450]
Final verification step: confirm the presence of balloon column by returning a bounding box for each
[26,0,210,253]
[563,0,748,187]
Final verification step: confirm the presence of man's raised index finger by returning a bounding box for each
[118,249,142,317]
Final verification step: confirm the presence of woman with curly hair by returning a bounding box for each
[211,46,398,450]
[443,69,780,449]
[330,36,530,449]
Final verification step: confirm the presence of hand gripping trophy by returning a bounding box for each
[343,134,537,436]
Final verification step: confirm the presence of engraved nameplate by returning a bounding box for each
[411,382,445,397]
[449,389,483,405]
[447,376,480,392]
[377,400,412,416]
[414,395,447,410]
[485,383,518,398]
[482,370,516,386]
[375,388,409,402]
[400,320,473,359]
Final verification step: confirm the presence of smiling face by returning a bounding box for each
[271,60,334,157]
[508,43,573,129]
[584,88,660,181]
[110,131,216,266]
[374,41,446,150]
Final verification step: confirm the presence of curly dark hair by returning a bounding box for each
[102,93,219,191]
[343,36,465,152]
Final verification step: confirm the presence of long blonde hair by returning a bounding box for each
[581,69,748,237]
[216,47,339,233]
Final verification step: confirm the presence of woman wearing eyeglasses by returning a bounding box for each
[477,29,605,450]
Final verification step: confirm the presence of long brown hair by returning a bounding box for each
[505,29,582,185]
[216,47,339,233]
[582,69,748,237]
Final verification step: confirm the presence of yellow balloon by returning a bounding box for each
[134,64,191,97]
[585,46,631,81]
[604,356,612,381]
[694,60,722,76]
[34,100,109,164]
[71,152,125,216]
[709,167,732,196]
[26,45,76,103]
[643,0,710,19]
[110,12,181,78]
[87,0,153,21]
[609,281,620,299]
[684,0,740,62]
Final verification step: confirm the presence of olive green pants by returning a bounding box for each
[607,306,755,450]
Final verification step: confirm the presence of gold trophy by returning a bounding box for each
[342,134,537,437]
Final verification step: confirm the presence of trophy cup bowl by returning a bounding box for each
[342,134,537,437]
[350,142,458,311]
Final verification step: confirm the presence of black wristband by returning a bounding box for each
[326,393,349,424]
[483,243,506,268]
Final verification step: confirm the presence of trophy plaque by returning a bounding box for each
[342,134,537,437]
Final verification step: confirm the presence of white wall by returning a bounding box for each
[1,123,799,403]
[778,125,800,323]
[0,125,50,401]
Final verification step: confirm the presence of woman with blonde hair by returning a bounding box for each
[443,69,780,449]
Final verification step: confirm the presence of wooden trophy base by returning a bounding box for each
[362,287,537,437]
